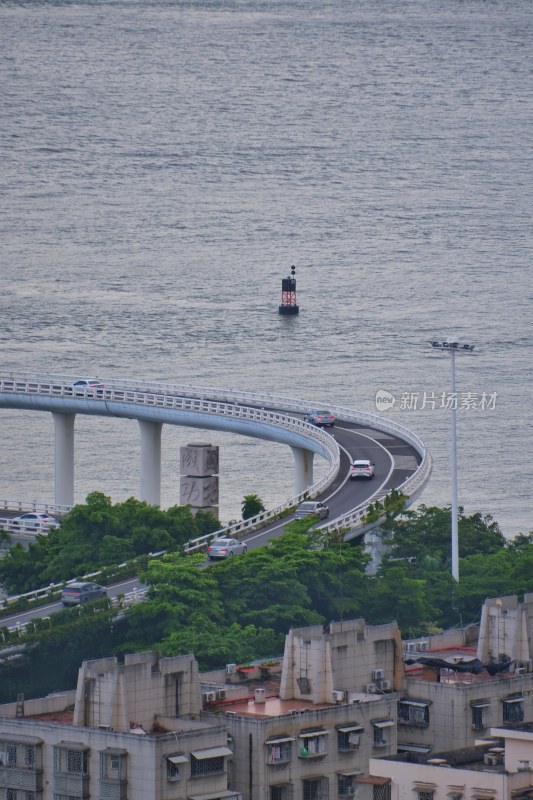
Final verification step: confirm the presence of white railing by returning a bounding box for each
[0,587,149,638]
[0,373,432,600]
[0,499,72,516]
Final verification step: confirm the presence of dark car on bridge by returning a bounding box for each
[61,581,107,606]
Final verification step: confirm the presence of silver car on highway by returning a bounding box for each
[294,501,330,520]
[207,537,248,560]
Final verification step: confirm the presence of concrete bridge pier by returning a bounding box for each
[291,446,314,495]
[139,420,163,507]
[53,412,75,507]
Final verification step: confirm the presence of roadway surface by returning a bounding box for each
[0,416,420,630]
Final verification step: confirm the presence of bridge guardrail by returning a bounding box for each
[1,587,149,638]
[0,373,432,605]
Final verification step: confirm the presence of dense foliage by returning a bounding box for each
[241,494,266,520]
[0,492,219,594]
[1,503,532,703]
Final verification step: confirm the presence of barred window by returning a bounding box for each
[302,777,329,800]
[24,746,35,768]
[190,755,224,777]
[266,740,292,764]
[503,698,524,723]
[100,750,126,781]
[337,726,362,751]
[271,786,293,800]
[7,791,36,800]
[398,701,429,727]
[417,793,434,800]
[54,746,89,776]
[298,731,328,758]
[471,705,488,730]
[167,760,180,780]
[67,749,87,774]
[372,720,393,747]
[338,775,359,797]
[7,744,17,766]
[166,754,187,781]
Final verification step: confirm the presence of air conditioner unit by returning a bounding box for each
[515,667,526,676]
[332,690,346,702]
[366,683,378,693]
[226,663,237,675]
[417,641,429,652]
[406,642,417,653]
[203,691,217,703]
[348,788,357,796]
[380,680,391,691]
[217,689,227,700]
[372,669,385,680]
[484,753,501,766]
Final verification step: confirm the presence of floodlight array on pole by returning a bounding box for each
[429,338,475,582]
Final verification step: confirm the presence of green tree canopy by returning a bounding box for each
[241,494,266,520]
[0,492,219,593]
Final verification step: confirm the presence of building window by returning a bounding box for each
[190,755,224,777]
[471,704,489,730]
[165,754,188,781]
[417,793,434,800]
[6,794,36,800]
[398,700,429,727]
[353,778,391,800]
[100,750,127,781]
[7,744,17,766]
[167,760,180,780]
[338,775,361,797]
[54,796,84,800]
[298,731,328,758]
[54,746,89,776]
[337,726,362,751]
[190,746,231,777]
[266,739,293,764]
[503,697,524,723]
[24,746,35,768]
[373,720,393,747]
[270,785,293,800]
[67,750,87,774]
[302,776,329,800]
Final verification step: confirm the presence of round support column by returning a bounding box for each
[139,420,162,507]
[291,446,314,495]
[53,412,75,507]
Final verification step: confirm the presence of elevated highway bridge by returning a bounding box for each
[0,372,432,546]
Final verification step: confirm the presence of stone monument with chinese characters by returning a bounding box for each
[180,442,219,517]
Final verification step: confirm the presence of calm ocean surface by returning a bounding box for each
[0,0,531,536]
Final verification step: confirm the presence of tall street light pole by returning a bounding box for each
[429,338,475,582]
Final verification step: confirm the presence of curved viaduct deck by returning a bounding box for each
[0,373,432,544]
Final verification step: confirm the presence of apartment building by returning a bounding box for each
[3,598,533,800]
[0,651,241,800]
[0,618,404,800]
[201,618,403,800]
[397,595,533,755]
[369,725,533,800]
